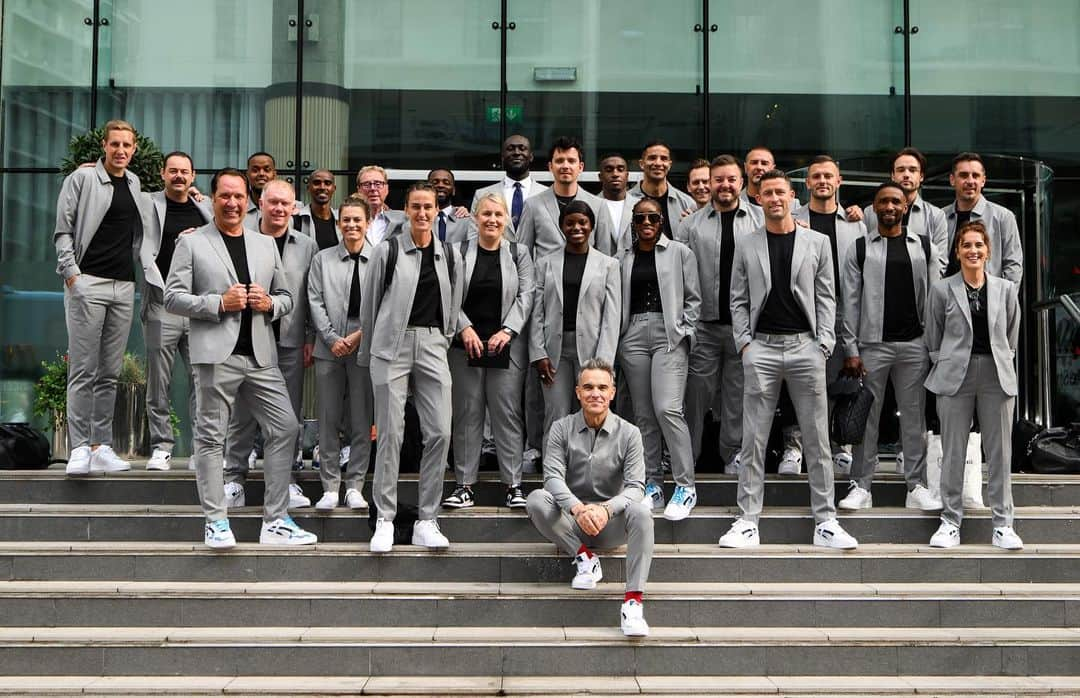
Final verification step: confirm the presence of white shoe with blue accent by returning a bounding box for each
[204,519,236,549]
[644,482,665,510]
[663,486,697,521]
[259,516,317,545]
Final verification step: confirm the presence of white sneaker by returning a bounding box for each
[838,482,873,510]
[146,449,172,471]
[895,450,905,474]
[929,520,960,548]
[90,445,130,472]
[832,450,852,476]
[412,519,450,549]
[315,492,339,511]
[723,453,742,475]
[718,518,760,548]
[645,482,665,510]
[663,486,697,522]
[571,552,603,589]
[259,516,317,545]
[288,483,311,508]
[204,519,236,549]
[620,599,650,637]
[344,488,368,510]
[65,446,91,476]
[992,526,1024,550]
[777,447,802,476]
[224,481,246,509]
[813,518,858,549]
[905,484,943,511]
[370,518,394,553]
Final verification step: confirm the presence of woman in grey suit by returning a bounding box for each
[442,194,535,510]
[925,221,1022,550]
[617,198,701,521]
[307,197,374,511]
[529,200,621,434]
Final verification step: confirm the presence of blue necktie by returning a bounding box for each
[511,182,524,228]
[438,211,447,242]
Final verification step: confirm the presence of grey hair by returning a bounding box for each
[578,358,615,384]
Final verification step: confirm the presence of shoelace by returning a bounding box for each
[670,488,688,505]
[209,520,230,533]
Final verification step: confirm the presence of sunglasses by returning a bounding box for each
[632,212,662,225]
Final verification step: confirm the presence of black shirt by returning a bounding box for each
[347,252,362,318]
[156,198,206,279]
[312,213,338,251]
[756,230,812,335]
[945,209,974,277]
[562,250,589,332]
[407,242,443,328]
[642,191,673,240]
[220,231,255,357]
[555,193,576,211]
[462,246,503,340]
[717,208,737,325]
[629,248,663,314]
[967,282,991,355]
[881,236,922,342]
[808,210,841,295]
[80,173,139,281]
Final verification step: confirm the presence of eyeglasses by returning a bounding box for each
[358,181,387,190]
[632,212,662,225]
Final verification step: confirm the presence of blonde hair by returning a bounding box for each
[102,119,136,139]
[471,192,509,217]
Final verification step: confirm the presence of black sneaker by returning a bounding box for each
[442,485,475,509]
[505,486,527,509]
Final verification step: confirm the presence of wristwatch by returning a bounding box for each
[600,501,614,517]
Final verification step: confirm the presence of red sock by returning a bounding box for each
[624,591,643,604]
[576,545,593,558]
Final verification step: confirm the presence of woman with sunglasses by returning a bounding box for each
[530,199,621,432]
[618,198,701,520]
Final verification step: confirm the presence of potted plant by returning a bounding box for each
[60,126,165,191]
[32,353,70,459]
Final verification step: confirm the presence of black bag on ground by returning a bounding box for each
[1028,423,1080,474]
[1012,418,1043,472]
[828,376,875,446]
[0,423,52,469]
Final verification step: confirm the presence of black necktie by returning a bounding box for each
[512,182,524,228]
[438,211,447,242]
[347,253,362,317]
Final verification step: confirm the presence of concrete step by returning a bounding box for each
[3,542,1079,584]
[1,580,1077,628]
[6,674,1080,696]
[0,626,1077,676]
[0,504,1075,544]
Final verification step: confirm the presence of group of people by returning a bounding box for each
[53,120,1025,637]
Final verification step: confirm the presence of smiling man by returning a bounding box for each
[626,140,697,240]
[295,169,339,250]
[942,152,1022,285]
[244,152,276,227]
[471,134,549,236]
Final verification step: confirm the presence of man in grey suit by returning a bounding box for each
[718,170,858,550]
[598,154,633,258]
[625,140,698,241]
[860,148,948,252]
[55,119,145,476]
[244,152,276,229]
[356,165,406,246]
[164,168,317,549]
[139,151,212,471]
[470,134,549,238]
[427,168,473,243]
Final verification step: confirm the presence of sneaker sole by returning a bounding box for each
[993,540,1024,551]
[930,540,960,549]
[622,626,650,638]
[718,539,760,549]
[571,578,600,590]
[90,465,131,473]
[369,542,393,553]
[145,464,170,471]
[813,539,858,550]
[205,539,236,550]
[65,469,91,477]
[348,502,369,511]
[411,540,450,549]
[259,536,317,546]
[315,504,337,512]
[663,507,693,522]
[441,502,474,509]
[838,501,872,510]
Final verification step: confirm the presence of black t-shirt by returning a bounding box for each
[881,236,922,342]
[407,242,443,328]
[642,191,673,240]
[756,230,812,335]
[347,252,363,318]
[967,282,991,355]
[80,173,139,281]
[156,198,206,279]
[462,246,503,340]
[561,250,589,331]
[555,193,576,211]
[945,209,974,277]
[221,231,255,357]
[312,213,338,251]
[808,210,841,295]
[629,248,663,314]
[717,208,737,325]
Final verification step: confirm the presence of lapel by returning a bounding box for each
[151,193,168,252]
[620,250,633,319]
[753,230,771,296]
[434,238,451,325]
[987,278,1001,337]
[206,226,239,284]
[463,239,478,297]
[580,248,601,298]
[549,250,565,306]
[790,228,811,291]
[541,189,560,229]
[949,275,973,328]
[498,239,516,317]
[654,236,670,284]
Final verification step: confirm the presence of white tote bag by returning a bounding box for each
[963,433,985,508]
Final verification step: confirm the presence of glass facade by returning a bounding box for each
[2,0,1079,443]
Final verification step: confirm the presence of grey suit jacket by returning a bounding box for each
[307,241,372,362]
[626,182,698,243]
[367,208,407,246]
[138,191,213,313]
[729,226,837,355]
[54,160,145,281]
[839,229,940,357]
[529,247,621,370]
[456,238,535,369]
[619,237,701,351]
[470,178,548,239]
[601,196,635,260]
[514,187,613,260]
[862,193,947,253]
[924,274,1019,397]
[359,233,464,366]
[294,204,339,244]
[164,223,293,367]
[272,229,318,348]
[943,196,1023,286]
[675,204,760,322]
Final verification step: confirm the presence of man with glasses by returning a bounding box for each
[355,165,405,246]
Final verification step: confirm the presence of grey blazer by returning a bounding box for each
[619,236,701,351]
[367,208,407,246]
[862,193,948,253]
[138,191,212,312]
[529,247,621,370]
[839,229,940,357]
[626,182,698,239]
[470,178,548,239]
[943,197,1023,286]
[601,197,635,260]
[307,241,372,362]
[729,226,837,355]
[675,204,761,322]
[359,233,463,366]
[924,274,1019,397]
[54,160,145,281]
[272,229,318,348]
[456,238,535,369]
[514,187,613,260]
[164,223,293,368]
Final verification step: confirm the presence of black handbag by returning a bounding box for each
[828,376,875,446]
[1028,423,1080,474]
[0,423,52,469]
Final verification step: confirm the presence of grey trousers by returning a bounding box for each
[850,340,929,491]
[543,333,582,435]
[619,313,694,488]
[784,333,847,453]
[193,355,297,522]
[314,354,373,494]
[526,488,654,592]
[523,321,545,453]
[224,344,304,482]
[143,299,195,454]
[685,322,742,464]
[936,354,1015,528]
[63,274,135,448]
[739,333,836,523]
[449,346,525,487]
[371,327,452,522]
